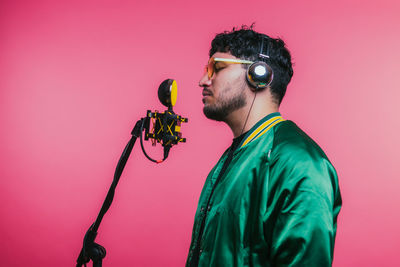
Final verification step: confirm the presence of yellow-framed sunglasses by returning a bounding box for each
[204,57,254,79]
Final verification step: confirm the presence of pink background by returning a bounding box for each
[1,0,399,266]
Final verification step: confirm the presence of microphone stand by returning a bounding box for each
[76,119,143,267]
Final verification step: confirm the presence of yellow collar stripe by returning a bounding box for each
[241,116,284,148]
[250,118,285,144]
[242,116,282,146]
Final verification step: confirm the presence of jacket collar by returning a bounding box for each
[239,112,285,149]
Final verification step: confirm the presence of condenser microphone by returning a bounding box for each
[140,79,187,163]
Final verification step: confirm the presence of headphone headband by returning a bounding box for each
[259,37,270,60]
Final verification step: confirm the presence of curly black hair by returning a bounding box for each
[209,25,293,105]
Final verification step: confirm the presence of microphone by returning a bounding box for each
[139,79,188,163]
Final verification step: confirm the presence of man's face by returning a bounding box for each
[199,52,248,121]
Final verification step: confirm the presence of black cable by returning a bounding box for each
[140,117,166,164]
[240,91,257,136]
[92,135,136,232]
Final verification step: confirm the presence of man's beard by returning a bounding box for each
[203,85,247,121]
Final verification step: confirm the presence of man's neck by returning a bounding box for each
[225,107,279,138]
[225,104,279,138]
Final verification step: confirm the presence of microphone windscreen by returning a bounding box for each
[158,79,177,108]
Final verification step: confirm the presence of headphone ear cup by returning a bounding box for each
[246,62,273,91]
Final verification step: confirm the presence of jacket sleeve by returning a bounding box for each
[265,146,341,267]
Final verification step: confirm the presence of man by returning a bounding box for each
[186,26,342,267]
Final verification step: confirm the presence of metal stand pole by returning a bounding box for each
[76,119,143,267]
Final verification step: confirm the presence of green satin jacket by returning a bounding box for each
[186,113,342,267]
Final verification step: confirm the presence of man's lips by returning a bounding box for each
[202,89,212,96]
[202,89,212,104]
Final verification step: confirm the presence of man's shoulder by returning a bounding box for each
[268,120,340,211]
[271,120,331,165]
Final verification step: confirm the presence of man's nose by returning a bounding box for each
[199,73,212,87]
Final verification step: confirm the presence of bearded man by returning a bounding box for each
[186,26,342,267]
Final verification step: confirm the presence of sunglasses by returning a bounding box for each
[204,57,254,79]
